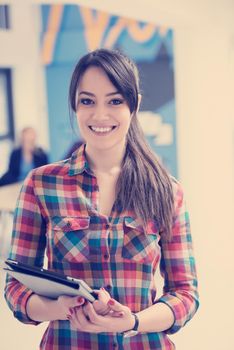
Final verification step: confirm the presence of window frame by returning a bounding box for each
[0,68,14,142]
[0,5,10,29]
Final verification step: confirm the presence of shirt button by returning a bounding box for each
[66,221,71,228]
[105,223,110,229]
[105,284,112,291]
[103,253,110,260]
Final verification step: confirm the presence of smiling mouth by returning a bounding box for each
[88,126,117,134]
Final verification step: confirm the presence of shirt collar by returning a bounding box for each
[69,143,93,176]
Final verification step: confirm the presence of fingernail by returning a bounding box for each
[77,297,84,303]
[101,287,106,291]
[108,298,115,305]
[118,312,124,317]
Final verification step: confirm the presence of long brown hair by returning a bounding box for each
[69,48,174,240]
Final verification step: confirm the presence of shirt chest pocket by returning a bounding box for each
[122,217,161,264]
[51,216,90,263]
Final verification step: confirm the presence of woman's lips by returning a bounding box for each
[88,126,117,135]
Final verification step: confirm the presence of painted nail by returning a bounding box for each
[77,297,84,303]
[108,298,115,305]
[118,312,124,317]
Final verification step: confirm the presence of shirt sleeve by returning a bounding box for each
[4,170,47,325]
[155,180,199,334]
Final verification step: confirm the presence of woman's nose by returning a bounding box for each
[91,104,109,121]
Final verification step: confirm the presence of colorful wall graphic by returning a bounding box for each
[41,4,178,176]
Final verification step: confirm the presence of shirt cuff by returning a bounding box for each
[155,294,188,334]
[13,286,41,325]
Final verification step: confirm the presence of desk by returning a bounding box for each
[0,182,22,212]
[0,182,23,259]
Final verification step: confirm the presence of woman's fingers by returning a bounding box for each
[72,296,86,308]
[109,311,125,317]
[68,300,133,334]
[92,288,111,315]
[93,287,111,301]
[92,301,110,316]
[83,302,102,324]
[99,288,111,301]
[75,305,89,324]
[69,305,88,330]
[107,298,128,313]
[58,295,85,308]
[56,295,86,320]
[69,303,104,333]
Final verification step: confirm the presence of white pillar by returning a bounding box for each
[5,2,49,149]
[174,22,234,349]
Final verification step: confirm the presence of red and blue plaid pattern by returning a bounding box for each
[5,144,199,349]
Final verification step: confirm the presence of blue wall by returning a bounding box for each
[41,4,177,176]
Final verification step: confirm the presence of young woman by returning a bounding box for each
[5,49,199,349]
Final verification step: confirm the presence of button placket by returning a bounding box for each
[105,284,112,292]
[103,253,110,260]
[66,221,71,228]
[101,221,111,261]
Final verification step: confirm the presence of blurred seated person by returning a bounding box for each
[0,127,48,187]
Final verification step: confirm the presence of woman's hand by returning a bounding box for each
[68,298,135,333]
[91,287,111,316]
[87,287,125,317]
[57,287,112,321]
[56,295,85,320]
[26,293,86,322]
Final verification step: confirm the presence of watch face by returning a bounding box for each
[123,330,139,338]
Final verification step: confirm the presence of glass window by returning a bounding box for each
[0,73,9,136]
[0,69,14,176]
[0,5,10,29]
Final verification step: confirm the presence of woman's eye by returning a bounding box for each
[80,98,94,105]
[110,99,123,105]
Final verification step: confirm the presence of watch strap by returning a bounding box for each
[131,313,139,331]
[122,313,139,338]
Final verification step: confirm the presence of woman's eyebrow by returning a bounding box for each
[78,91,95,96]
[106,91,121,97]
[78,91,121,97]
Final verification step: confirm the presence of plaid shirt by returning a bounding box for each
[5,144,199,350]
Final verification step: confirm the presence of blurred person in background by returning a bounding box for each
[0,127,48,186]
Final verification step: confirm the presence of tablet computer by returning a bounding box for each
[4,259,97,302]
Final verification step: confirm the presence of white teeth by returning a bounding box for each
[90,126,114,133]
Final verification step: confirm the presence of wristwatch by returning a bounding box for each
[122,313,139,338]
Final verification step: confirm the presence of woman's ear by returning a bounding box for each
[137,94,142,113]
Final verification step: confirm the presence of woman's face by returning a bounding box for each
[75,66,132,152]
[21,128,36,152]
